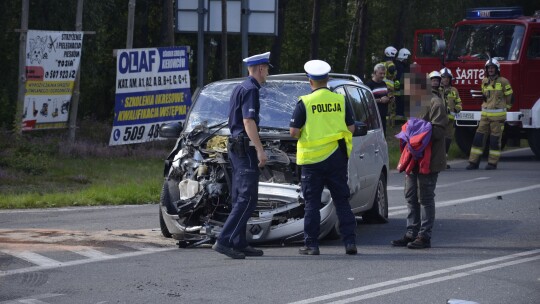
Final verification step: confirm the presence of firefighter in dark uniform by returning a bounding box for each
[289,60,357,256]
[381,46,398,127]
[212,52,270,259]
[467,58,513,170]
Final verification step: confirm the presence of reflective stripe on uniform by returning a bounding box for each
[471,147,483,155]
[481,108,506,117]
[489,150,501,156]
[482,108,505,112]
[481,112,506,117]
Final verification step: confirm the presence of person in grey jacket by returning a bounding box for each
[392,69,448,249]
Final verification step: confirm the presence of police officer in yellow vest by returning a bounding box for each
[439,67,462,168]
[467,58,513,170]
[290,60,357,256]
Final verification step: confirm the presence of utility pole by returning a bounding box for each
[241,0,248,77]
[221,0,228,79]
[161,0,174,46]
[197,0,205,88]
[127,0,136,48]
[69,0,84,142]
[14,0,29,136]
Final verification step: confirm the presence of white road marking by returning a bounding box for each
[331,255,540,304]
[70,248,112,259]
[388,184,540,216]
[0,250,62,267]
[0,293,64,304]
[0,247,175,278]
[288,249,540,304]
[387,177,490,191]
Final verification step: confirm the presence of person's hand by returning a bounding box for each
[256,148,267,168]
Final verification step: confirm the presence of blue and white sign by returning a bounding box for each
[109,46,191,146]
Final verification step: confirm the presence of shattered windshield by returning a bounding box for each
[184,80,311,132]
[447,23,524,61]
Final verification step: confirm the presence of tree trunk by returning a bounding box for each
[310,0,321,60]
[355,0,367,80]
[393,1,407,49]
[344,0,362,73]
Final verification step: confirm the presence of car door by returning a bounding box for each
[334,85,373,211]
[358,86,388,206]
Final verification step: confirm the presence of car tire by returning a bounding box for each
[528,128,540,160]
[455,126,475,156]
[159,182,173,238]
[362,172,388,224]
[325,223,341,240]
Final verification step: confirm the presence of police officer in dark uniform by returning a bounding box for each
[290,60,357,256]
[212,52,270,259]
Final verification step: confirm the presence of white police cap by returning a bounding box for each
[304,60,331,80]
[243,51,272,66]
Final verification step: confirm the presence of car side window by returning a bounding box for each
[360,87,381,130]
[334,86,359,121]
[345,86,371,129]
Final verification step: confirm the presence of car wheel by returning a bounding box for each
[362,172,388,224]
[528,129,540,160]
[455,126,475,156]
[325,223,341,240]
[159,183,173,238]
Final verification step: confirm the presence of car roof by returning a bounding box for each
[208,73,367,91]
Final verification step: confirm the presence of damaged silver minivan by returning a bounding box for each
[158,74,389,248]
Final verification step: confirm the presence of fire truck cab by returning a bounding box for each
[413,7,540,159]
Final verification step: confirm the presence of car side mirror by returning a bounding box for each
[353,121,368,137]
[435,39,446,54]
[159,122,183,138]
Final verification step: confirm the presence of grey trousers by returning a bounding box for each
[404,171,439,240]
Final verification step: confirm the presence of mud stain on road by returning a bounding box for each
[0,228,175,251]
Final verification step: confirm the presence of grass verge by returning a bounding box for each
[0,120,170,209]
[0,158,163,209]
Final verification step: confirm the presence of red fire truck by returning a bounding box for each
[413,7,540,159]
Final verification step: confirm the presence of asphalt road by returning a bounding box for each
[1,148,539,304]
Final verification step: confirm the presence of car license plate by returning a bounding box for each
[456,112,474,120]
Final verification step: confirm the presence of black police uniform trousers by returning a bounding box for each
[301,149,357,248]
[217,145,259,249]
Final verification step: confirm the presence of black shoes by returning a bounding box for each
[485,163,497,170]
[407,236,431,249]
[237,246,264,256]
[466,162,479,170]
[212,242,245,259]
[345,244,358,255]
[298,245,356,255]
[391,235,415,247]
[298,246,320,255]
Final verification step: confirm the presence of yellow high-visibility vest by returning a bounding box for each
[296,89,353,165]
